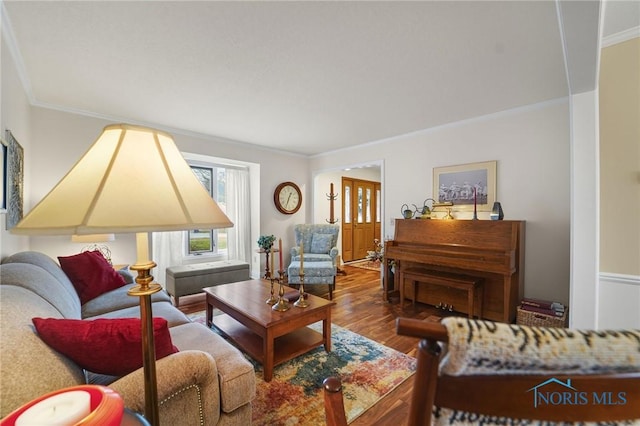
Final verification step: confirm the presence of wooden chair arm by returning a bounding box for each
[396,317,448,342]
[395,317,447,426]
[323,376,348,426]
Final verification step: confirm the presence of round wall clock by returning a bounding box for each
[274,181,302,214]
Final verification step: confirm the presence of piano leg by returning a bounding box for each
[468,287,474,319]
[399,269,405,308]
[503,276,511,323]
[478,284,484,319]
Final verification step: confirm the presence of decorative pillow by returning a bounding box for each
[58,251,126,304]
[310,233,333,254]
[32,317,179,376]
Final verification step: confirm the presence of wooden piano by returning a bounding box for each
[384,219,525,323]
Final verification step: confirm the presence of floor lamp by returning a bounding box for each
[11,124,233,426]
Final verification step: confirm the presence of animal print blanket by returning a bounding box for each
[440,317,640,376]
[431,317,640,425]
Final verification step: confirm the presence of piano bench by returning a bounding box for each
[399,268,484,318]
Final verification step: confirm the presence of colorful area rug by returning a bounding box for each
[187,311,416,425]
[345,259,382,272]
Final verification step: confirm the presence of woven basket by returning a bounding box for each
[516,306,568,328]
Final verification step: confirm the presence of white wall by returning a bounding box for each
[0,36,31,258]
[598,273,640,329]
[569,90,600,329]
[311,99,572,305]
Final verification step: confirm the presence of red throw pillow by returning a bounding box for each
[32,317,179,376]
[58,251,126,304]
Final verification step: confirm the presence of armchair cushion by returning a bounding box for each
[32,317,179,376]
[58,251,126,304]
[311,233,334,254]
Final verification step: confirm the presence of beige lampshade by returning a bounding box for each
[11,124,233,236]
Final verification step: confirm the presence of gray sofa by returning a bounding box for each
[0,251,255,425]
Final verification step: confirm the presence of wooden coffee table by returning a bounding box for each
[204,279,335,381]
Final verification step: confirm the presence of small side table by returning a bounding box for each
[256,248,280,279]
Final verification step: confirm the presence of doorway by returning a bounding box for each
[341,177,381,262]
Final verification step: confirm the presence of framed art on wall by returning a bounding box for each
[433,160,496,212]
[1,137,7,213]
[6,130,24,229]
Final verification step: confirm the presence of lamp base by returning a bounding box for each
[128,282,163,297]
[129,261,161,295]
[127,262,161,426]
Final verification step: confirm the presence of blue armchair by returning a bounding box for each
[289,224,339,265]
[288,224,339,299]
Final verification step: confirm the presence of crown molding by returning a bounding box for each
[311,97,568,159]
[602,26,640,48]
[30,98,307,159]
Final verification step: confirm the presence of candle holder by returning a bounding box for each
[265,274,278,305]
[294,273,309,308]
[272,270,290,312]
[2,385,125,426]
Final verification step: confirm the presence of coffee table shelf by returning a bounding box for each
[212,314,324,367]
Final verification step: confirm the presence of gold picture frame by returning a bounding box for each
[433,160,497,212]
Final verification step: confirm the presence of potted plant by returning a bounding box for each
[257,234,276,251]
[366,239,384,264]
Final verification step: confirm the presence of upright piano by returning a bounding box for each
[384,219,525,323]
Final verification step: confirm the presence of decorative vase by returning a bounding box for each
[490,202,504,220]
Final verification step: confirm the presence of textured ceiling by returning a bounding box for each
[2,1,637,156]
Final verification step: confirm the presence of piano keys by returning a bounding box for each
[384,219,525,323]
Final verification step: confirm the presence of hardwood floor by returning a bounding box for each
[176,264,447,426]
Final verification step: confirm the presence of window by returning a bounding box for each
[187,165,227,256]
[152,155,253,283]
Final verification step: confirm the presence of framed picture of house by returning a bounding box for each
[6,130,24,229]
[433,160,497,212]
[0,137,7,213]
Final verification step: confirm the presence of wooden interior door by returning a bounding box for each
[341,178,354,262]
[342,177,379,261]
